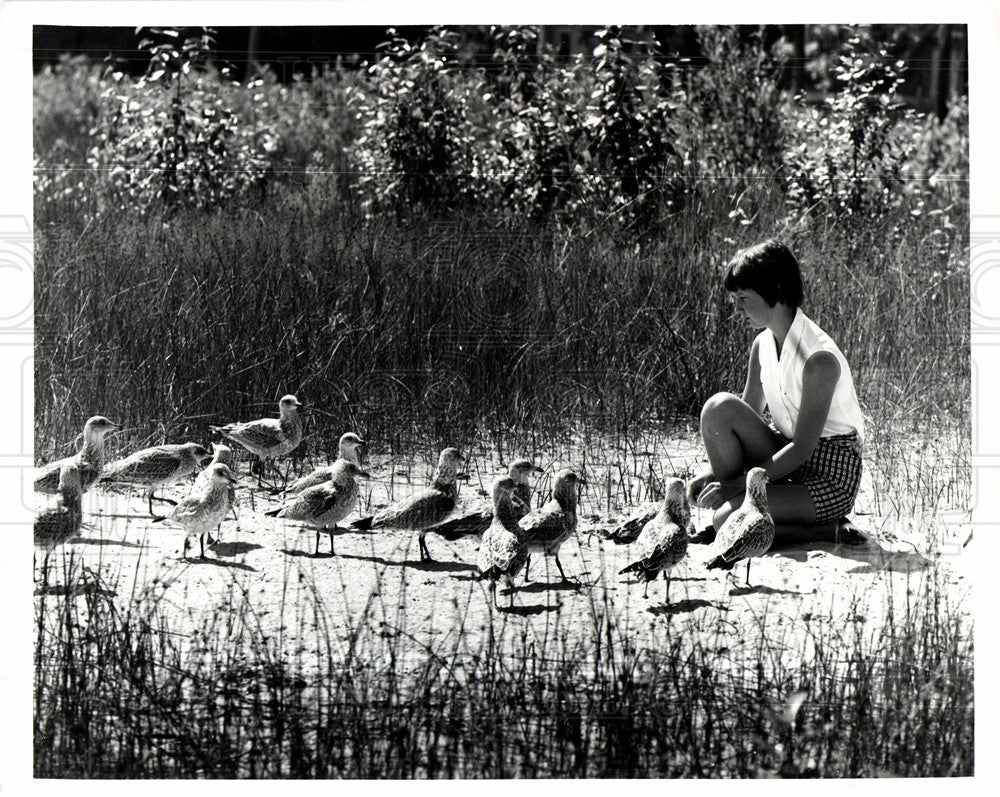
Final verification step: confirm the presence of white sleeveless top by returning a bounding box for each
[757,309,865,443]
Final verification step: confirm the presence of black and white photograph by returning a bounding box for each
[3,0,997,786]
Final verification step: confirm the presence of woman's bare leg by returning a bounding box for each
[688,393,783,506]
[711,483,819,530]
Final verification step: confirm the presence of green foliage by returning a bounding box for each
[682,26,788,184]
[479,26,590,218]
[347,28,485,215]
[580,28,683,228]
[783,35,915,221]
[89,27,274,214]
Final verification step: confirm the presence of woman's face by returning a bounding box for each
[730,289,772,328]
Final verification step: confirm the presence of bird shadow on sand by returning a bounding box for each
[281,548,337,560]
[518,580,585,594]
[772,541,931,575]
[209,541,263,557]
[728,584,810,597]
[72,535,145,549]
[179,557,257,572]
[646,598,717,616]
[493,601,551,616]
[333,552,478,574]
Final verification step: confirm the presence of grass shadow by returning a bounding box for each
[34,581,116,598]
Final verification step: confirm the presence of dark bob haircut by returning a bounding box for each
[723,239,804,308]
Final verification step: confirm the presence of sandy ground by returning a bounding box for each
[33,438,974,671]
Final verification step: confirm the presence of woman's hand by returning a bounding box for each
[695,478,746,511]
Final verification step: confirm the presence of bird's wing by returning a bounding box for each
[518,502,569,545]
[373,489,456,529]
[481,522,526,575]
[607,501,660,544]
[34,457,72,493]
[721,515,774,562]
[286,466,333,494]
[425,502,493,540]
[222,419,284,449]
[103,448,183,483]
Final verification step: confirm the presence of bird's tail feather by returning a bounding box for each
[705,555,736,571]
[619,561,643,575]
[352,516,374,531]
[264,507,281,517]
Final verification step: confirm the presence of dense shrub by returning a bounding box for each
[346,28,486,216]
[782,36,917,221]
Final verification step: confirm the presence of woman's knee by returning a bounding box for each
[701,392,742,427]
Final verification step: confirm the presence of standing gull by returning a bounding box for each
[34,463,84,551]
[99,441,211,517]
[34,463,85,590]
[352,448,467,562]
[285,432,366,495]
[154,463,239,559]
[423,458,542,542]
[518,469,587,583]
[209,394,304,486]
[34,416,118,494]
[266,460,370,555]
[477,476,528,608]
[204,443,238,542]
[619,477,691,600]
[705,467,776,587]
[605,479,692,546]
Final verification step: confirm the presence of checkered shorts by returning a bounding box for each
[772,429,863,523]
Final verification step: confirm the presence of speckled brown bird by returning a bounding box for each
[619,477,691,600]
[210,395,303,486]
[477,476,527,608]
[34,463,83,551]
[422,458,542,542]
[705,467,775,586]
[154,463,239,559]
[99,441,211,517]
[285,432,366,495]
[351,448,467,562]
[266,460,370,555]
[34,416,118,494]
[518,468,586,583]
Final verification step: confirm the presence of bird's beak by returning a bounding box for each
[534,465,544,473]
[456,471,471,481]
[358,469,371,479]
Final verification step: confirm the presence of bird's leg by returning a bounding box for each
[328,527,336,557]
[199,534,206,559]
[419,534,433,562]
[555,555,570,583]
[182,537,190,560]
[491,581,498,608]
[523,555,531,583]
[315,529,321,556]
[642,579,649,599]
[665,572,671,603]
[745,560,752,587]
[509,582,515,608]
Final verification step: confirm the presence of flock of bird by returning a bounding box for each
[33,395,777,607]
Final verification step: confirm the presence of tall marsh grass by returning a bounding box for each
[33,555,972,778]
